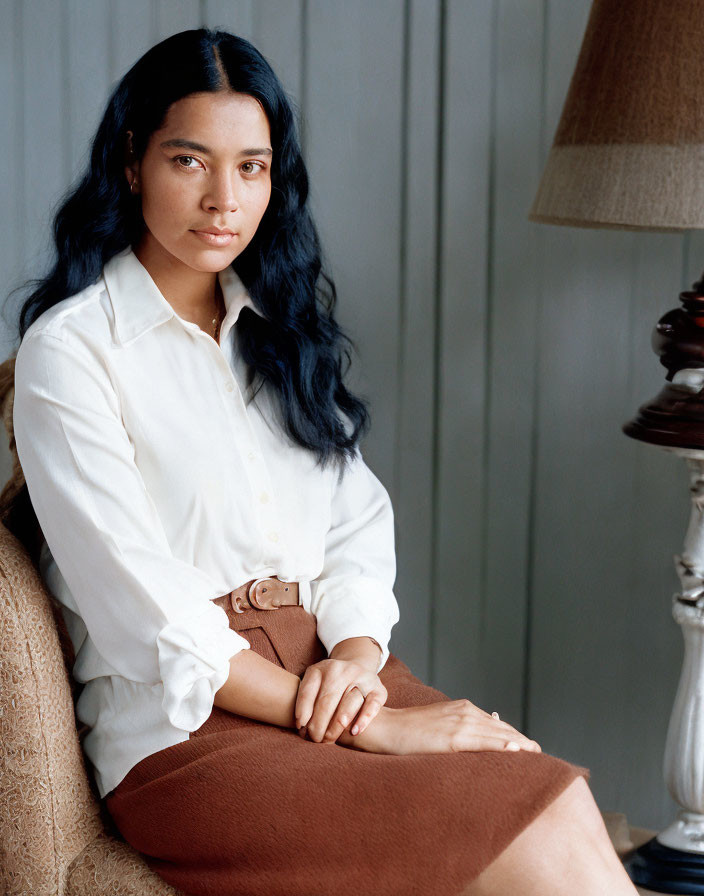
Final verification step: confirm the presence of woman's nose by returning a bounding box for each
[202,173,240,213]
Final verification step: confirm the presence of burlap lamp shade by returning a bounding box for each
[529,0,704,231]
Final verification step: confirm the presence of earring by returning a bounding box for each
[130,179,138,194]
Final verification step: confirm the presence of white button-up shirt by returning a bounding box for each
[12,245,399,799]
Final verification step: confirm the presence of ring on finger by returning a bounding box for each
[491,711,500,720]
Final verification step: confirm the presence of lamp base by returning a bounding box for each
[625,837,704,894]
[623,381,704,451]
[623,281,704,450]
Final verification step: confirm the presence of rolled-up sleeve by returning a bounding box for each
[12,331,250,732]
[308,445,400,674]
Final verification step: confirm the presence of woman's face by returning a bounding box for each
[125,90,272,273]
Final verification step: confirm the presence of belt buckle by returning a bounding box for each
[230,576,297,613]
[230,590,253,613]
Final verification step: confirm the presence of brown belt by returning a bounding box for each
[225,577,300,613]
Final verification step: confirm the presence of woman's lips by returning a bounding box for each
[191,230,236,246]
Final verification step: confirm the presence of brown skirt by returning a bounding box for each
[104,598,590,896]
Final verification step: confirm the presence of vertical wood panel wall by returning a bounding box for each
[1,0,690,831]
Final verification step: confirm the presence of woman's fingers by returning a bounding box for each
[490,719,540,748]
[296,662,369,736]
[321,686,366,743]
[472,705,541,751]
[347,689,385,738]
[488,724,540,751]
[323,684,387,742]
[469,721,541,752]
[294,665,322,730]
[305,685,354,742]
[297,665,386,744]
[469,735,541,753]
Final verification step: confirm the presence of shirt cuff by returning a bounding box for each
[156,600,251,730]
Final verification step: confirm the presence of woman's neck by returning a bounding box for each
[133,237,221,329]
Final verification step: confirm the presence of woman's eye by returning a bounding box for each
[174,155,202,169]
[172,157,266,174]
[241,161,266,175]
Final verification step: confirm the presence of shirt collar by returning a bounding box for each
[102,245,265,346]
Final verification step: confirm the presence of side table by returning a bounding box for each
[603,812,688,896]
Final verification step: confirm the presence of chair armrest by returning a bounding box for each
[66,831,183,896]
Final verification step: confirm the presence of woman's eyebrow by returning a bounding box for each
[159,138,272,155]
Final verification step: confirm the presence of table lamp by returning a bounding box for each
[530,0,704,892]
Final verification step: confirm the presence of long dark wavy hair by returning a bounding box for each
[14,28,370,474]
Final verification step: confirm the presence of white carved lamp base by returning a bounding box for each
[625,448,704,891]
[660,454,704,854]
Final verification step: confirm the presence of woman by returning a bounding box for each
[11,28,638,896]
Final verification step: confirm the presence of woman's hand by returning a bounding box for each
[295,658,388,744]
[338,700,542,756]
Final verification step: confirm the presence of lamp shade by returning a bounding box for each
[529,0,704,231]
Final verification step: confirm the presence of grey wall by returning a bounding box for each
[1,0,694,832]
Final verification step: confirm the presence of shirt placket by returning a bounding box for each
[182,321,284,570]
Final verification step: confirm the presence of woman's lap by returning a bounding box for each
[104,604,590,896]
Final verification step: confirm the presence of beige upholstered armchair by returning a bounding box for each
[0,355,182,895]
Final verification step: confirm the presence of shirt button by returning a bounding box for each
[259,491,270,504]
[225,381,234,392]
[247,450,257,461]
[267,531,279,543]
